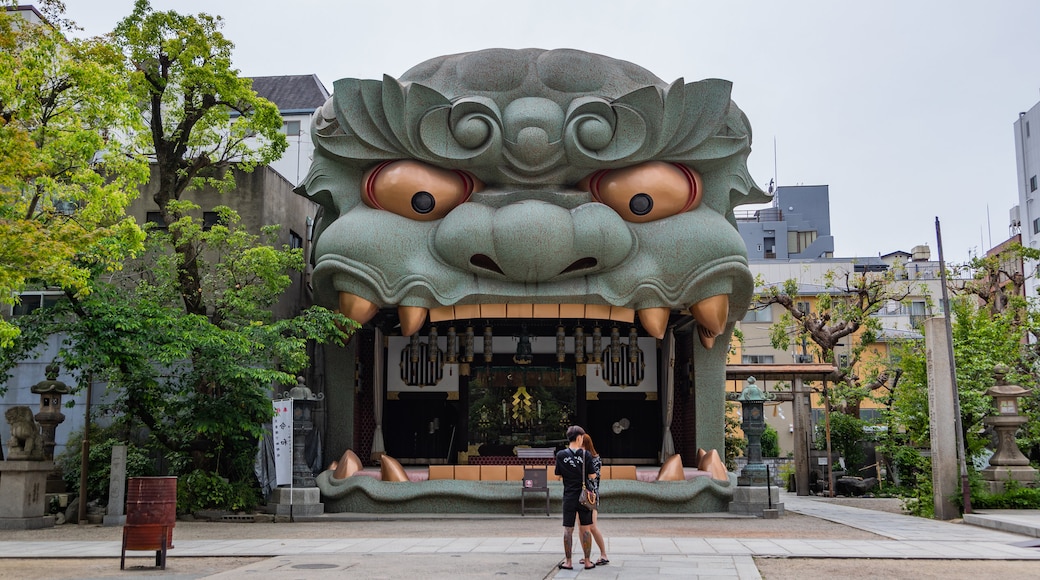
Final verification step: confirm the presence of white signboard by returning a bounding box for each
[272,398,293,486]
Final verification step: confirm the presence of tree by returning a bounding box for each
[8,207,357,480]
[877,298,1035,475]
[0,1,148,347]
[112,0,287,317]
[755,269,917,414]
[953,242,1038,318]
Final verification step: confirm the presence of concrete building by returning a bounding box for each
[249,75,328,186]
[737,185,835,260]
[731,183,955,458]
[1012,100,1040,297]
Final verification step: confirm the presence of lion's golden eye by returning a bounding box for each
[579,161,701,223]
[362,160,482,221]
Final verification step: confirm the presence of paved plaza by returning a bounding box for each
[2,494,1040,578]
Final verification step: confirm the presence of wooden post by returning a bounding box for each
[792,377,811,496]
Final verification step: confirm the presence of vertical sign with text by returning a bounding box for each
[272,398,293,486]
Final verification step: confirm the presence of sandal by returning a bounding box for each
[558,563,573,570]
[595,558,609,566]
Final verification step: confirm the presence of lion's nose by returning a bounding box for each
[434,200,632,282]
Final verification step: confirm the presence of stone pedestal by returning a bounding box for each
[264,487,324,516]
[0,461,56,529]
[728,486,784,517]
[981,465,1039,494]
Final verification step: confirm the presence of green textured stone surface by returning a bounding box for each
[297,48,768,314]
[316,470,736,514]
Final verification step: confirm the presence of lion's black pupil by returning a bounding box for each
[630,193,653,215]
[411,191,435,214]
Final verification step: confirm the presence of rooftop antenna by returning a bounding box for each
[772,136,778,207]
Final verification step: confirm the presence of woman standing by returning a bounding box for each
[580,433,609,566]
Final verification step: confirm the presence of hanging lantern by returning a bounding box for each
[460,325,475,375]
[464,326,475,362]
[446,326,457,363]
[484,325,494,363]
[628,327,641,364]
[610,327,622,363]
[574,326,586,376]
[409,333,421,364]
[591,326,602,364]
[428,326,439,362]
[556,326,566,363]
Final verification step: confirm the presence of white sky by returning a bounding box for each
[66,0,1040,263]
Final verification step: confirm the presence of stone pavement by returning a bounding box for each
[2,494,1040,578]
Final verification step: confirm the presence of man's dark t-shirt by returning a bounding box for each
[555,447,594,498]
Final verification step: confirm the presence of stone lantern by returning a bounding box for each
[981,365,1037,493]
[283,376,323,488]
[731,376,774,486]
[30,361,70,462]
[727,376,783,517]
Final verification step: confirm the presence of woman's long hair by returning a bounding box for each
[581,433,600,458]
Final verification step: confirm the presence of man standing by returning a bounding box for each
[555,425,596,570]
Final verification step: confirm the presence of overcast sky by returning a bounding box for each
[66,0,1040,264]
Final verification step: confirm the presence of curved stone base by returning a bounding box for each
[316,470,736,514]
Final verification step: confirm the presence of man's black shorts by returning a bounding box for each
[561,496,594,527]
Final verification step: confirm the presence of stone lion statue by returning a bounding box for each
[6,406,44,460]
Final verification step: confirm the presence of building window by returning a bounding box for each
[796,301,811,315]
[202,211,227,230]
[10,292,63,316]
[741,354,775,364]
[282,120,301,136]
[742,306,773,323]
[1033,217,1040,235]
[838,354,850,368]
[289,230,303,249]
[909,300,927,328]
[145,211,167,231]
[1032,175,1037,192]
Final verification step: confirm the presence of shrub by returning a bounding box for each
[761,424,780,458]
[177,469,259,514]
[56,425,154,505]
[972,478,1040,509]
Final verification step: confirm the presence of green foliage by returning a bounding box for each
[56,424,155,505]
[971,478,1040,510]
[0,2,148,347]
[756,268,912,413]
[724,402,747,470]
[113,0,286,199]
[818,411,869,469]
[761,424,780,458]
[6,206,357,492]
[177,469,259,513]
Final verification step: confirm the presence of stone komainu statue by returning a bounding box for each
[5,406,44,461]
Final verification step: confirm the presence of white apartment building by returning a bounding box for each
[1012,100,1040,297]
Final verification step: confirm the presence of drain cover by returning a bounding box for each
[291,563,340,570]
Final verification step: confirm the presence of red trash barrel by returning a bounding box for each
[124,476,176,550]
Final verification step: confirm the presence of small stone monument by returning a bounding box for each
[981,365,1037,494]
[0,406,55,529]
